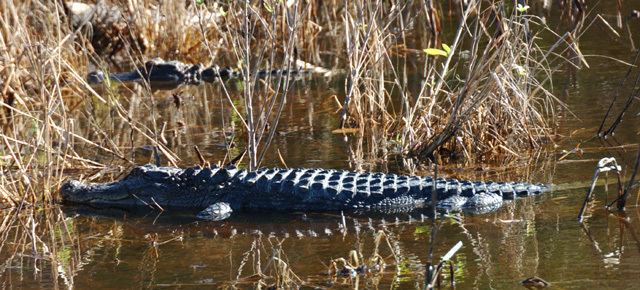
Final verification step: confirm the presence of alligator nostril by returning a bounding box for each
[59,180,82,200]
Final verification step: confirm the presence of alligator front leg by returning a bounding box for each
[196,202,233,221]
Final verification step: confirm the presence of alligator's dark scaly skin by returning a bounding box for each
[59,165,549,220]
[87,58,309,88]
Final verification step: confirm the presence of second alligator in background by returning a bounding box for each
[59,164,550,221]
[87,58,314,89]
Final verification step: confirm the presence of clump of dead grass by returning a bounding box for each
[405,1,561,163]
[335,1,579,167]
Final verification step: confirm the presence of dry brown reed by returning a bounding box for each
[335,1,576,168]
[220,0,306,170]
[221,238,303,288]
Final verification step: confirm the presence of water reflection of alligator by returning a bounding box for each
[61,204,417,238]
[59,164,549,220]
[87,58,310,88]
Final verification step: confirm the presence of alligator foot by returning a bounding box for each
[197,202,233,221]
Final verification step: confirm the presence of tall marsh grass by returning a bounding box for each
[336,1,580,168]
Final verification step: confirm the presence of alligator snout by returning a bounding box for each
[59,179,131,204]
[59,180,84,202]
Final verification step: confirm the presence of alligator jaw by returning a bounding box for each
[59,180,132,204]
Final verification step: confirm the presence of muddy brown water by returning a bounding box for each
[4,4,640,289]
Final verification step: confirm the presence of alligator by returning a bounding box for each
[59,164,549,221]
[87,58,310,88]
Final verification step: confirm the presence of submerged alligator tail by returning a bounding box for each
[59,165,549,220]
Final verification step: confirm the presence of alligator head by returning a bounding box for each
[59,164,235,215]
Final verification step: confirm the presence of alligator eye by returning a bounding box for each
[127,167,144,177]
[87,70,106,84]
[143,170,172,180]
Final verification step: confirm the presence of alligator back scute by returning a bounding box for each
[255,168,277,191]
[296,169,317,191]
[484,181,500,194]
[419,176,435,196]
[394,175,411,196]
[304,170,339,204]
[459,180,475,196]
[495,182,514,199]
[280,168,303,196]
[355,174,370,197]
[342,171,356,187]
[407,176,423,197]
[471,181,488,194]
[324,172,342,198]
[247,168,278,191]
[381,175,397,198]
[294,169,317,199]
[268,168,294,194]
[367,174,385,200]
[504,182,523,200]
[337,172,357,204]
[195,166,214,182]
[242,169,261,185]
[341,182,355,197]
[212,166,233,184]
[182,165,201,178]
[389,174,418,200]
[289,169,347,206]
[444,179,462,196]
[512,183,530,197]
[369,173,384,195]
[311,170,329,189]
[231,167,248,180]
[435,178,449,196]
[350,173,371,201]
[308,171,328,198]
[273,168,309,203]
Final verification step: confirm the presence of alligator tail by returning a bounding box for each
[220,166,549,214]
